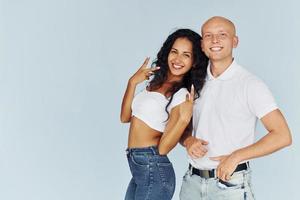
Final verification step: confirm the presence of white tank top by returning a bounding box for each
[132,88,188,132]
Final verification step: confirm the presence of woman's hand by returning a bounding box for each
[129,57,160,85]
[158,85,195,155]
[179,85,195,124]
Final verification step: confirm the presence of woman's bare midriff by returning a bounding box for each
[128,116,162,148]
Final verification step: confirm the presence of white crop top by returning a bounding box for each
[131,88,189,132]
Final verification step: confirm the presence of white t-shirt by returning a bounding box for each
[189,61,278,169]
[132,88,188,132]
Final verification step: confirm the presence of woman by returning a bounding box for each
[120,29,208,200]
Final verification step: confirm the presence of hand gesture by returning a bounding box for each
[129,57,160,85]
[179,85,195,124]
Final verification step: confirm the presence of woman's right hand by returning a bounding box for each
[129,57,160,85]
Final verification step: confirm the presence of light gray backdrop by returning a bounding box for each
[0,0,299,199]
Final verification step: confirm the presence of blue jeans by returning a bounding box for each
[125,146,176,200]
[180,167,255,200]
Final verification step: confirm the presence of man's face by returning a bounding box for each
[201,18,238,63]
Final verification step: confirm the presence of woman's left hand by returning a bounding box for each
[179,85,195,124]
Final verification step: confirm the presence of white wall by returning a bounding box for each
[0,0,299,199]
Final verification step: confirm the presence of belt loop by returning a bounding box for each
[188,164,193,175]
[246,161,250,169]
[126,148,130,156]
[214,169,217,179]
[150,146,157,155]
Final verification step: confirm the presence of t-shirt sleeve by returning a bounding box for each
[246,78,278,119]
[169,88,189,109]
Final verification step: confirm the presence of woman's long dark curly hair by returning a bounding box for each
[148,29,208,120]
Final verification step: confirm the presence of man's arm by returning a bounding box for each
[211,109,292,181]
[179,120,209,158]
[232,109,291,160]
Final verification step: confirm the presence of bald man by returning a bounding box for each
[179,16,292,200]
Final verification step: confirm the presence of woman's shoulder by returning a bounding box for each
[174,87,189,96]
[169,87,189,108]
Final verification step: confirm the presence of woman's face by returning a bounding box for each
[167,37,194,81]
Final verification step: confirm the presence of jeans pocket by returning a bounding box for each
[216,174,245,190]
[128,155,150,186]
[131,153,150,167]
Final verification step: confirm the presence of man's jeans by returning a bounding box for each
[180,168,255,200]
[125,146,175,200]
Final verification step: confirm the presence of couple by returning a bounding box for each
[120,16,292,200]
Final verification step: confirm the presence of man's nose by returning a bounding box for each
[212,34,219,43]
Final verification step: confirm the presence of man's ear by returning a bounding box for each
[233,36,239,48]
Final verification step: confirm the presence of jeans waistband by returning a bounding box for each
[189,162,250,179]
[126,146,159,155]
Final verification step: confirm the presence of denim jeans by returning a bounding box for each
[180,167,255,200]
[125,146,175,200]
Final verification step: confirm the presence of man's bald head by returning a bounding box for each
[200,16,239,65]
[201,16,236,36]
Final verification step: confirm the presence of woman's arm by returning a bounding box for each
[158,86,194,154]
[120,57,160,123]
[120,80,138,123]
[179,121,192,146]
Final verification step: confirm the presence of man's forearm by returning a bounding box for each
[232,129,292,163]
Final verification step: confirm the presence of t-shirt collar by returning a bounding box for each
[206,59,238,81]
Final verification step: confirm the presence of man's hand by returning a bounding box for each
[184,136,209,159]
[210,154,240,181]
